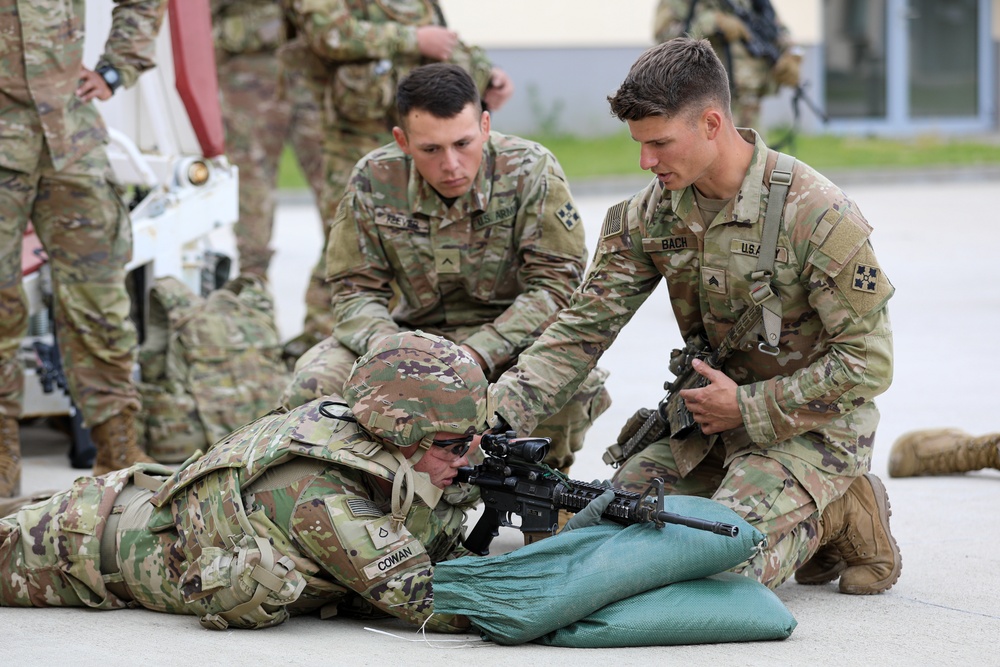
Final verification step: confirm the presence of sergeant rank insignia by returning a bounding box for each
[852,263,879,292]
[556,202,580,231]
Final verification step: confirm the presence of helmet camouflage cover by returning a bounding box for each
[344,331,489,448]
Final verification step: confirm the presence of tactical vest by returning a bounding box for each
[139,276,289,462]
[144,398,436,630]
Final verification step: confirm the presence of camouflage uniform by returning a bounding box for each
[654,0,792,127]
[280,0,493,341]
[0,397,471,631]
[0,0,164,428]
[284,133,611,471]
[211,0,325,278]
[491,130,894,588]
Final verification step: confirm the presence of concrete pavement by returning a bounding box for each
[6,173,1000,666]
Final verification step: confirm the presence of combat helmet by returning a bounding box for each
[344,330,489,449]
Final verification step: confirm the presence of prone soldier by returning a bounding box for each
[0,332,486,631]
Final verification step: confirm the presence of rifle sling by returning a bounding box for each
[747,151,794,350]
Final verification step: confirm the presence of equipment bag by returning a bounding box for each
[139,275,288,462]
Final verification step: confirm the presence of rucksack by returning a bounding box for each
[139,275,288,462]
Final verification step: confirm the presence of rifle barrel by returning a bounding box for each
[657,511,740,537]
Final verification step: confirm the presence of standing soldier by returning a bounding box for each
[282,64,608,490]
[210,0,326,282]
[489,39,901,594]
[277,0,514,362]
[0,0,166,496]
[654,0,802,128]
[0,332,487,632]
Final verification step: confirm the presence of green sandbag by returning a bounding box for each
[433,495,763,645]
[536,572,796,647]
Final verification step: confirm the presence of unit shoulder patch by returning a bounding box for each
[832,241,893,317]
[555,201,581,231]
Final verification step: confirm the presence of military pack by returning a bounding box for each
[139,276,289,462]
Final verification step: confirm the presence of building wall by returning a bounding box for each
[440,0,997,137]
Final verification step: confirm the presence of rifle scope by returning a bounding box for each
[480,431,549,463]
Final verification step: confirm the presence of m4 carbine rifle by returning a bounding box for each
[457,430,739,555]
[603,289,775,468]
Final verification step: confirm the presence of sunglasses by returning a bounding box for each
[432,434,474,457]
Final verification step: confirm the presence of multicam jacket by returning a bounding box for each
[280,0,492,125]
[491,130,894,506]
[0,0,164,172]
[140,398,471,630]
[324,131,589,376]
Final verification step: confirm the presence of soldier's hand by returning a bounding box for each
[76,67,113,102]
[416,25,459,61]
[679,359,742,434]
[483,67,514,111]
[772,51,802,87]
[715,12,750,43]
[560,488,615,533]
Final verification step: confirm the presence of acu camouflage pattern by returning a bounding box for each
[286,132,611,470]
[211,0,325,277]
[343,331,489,448]
[492,130,893,585]
[0,398,471,632]
[654,0,792,127]
[138,276,289,462]
[0,0,164,427]
[279,0,494,339]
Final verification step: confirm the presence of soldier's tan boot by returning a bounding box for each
[0,417,21,498]
[91,407,155,476]
[814,473,901,595]
[888,428,1000,478]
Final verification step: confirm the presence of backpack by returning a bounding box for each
[139,275,289,462]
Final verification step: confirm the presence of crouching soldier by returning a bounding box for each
[0,332,487,631]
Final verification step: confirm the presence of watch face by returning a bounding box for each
[105,69,119,85]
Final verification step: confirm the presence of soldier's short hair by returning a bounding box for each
[608,38,732,122]
[396,63,481,124]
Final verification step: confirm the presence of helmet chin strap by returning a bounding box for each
[382,443,415,533]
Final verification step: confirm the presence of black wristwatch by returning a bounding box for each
[96,65,122,94]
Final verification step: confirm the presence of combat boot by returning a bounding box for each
[794,544,845,585]
[888,428,1000,478]
[91,407,155,476]
[0,417,20,497]
[814,473,901,594]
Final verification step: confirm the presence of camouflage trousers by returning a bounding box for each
[0,145,140,427]
[282,334,612,472]
[301,119,392,342]
[218,51,325,278]
[611,438,852,588]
